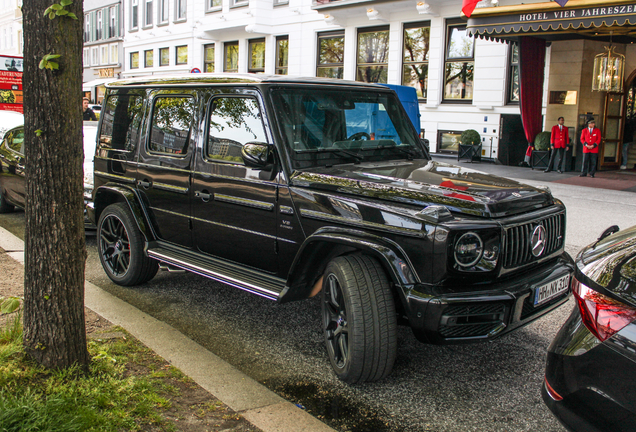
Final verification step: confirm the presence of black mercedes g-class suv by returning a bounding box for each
[89,74,573,383]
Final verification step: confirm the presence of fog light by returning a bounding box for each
[454,232,483,267]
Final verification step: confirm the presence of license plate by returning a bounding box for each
[534,274,570,306]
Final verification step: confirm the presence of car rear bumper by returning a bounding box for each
[407,252,574,344]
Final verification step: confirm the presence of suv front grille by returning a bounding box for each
[502,212,565,269]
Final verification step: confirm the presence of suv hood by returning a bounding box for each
[290,159,554,218]
[577,224,636,307]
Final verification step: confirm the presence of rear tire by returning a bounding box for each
[0,189,14,213]
[321,255,397,383]
[97,203,158,286]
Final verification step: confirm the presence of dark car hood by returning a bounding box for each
[577,225,636,307]
[290,159,554,218]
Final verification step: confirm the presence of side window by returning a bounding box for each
[5,129,25,154]
[206,96,266,164]
[99,94,144,152]
[148,96,194,155]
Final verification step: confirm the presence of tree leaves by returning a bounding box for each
[44,0,77,20]
[39,54,61,70]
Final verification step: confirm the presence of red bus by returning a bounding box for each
[0,55,23,113]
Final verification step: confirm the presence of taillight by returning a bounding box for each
[572,277,636,342]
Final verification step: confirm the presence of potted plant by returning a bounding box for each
[458,129,482,162]
[531,131,551,169]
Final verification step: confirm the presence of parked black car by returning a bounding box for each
[89,74,574,382]
[543,224,636,431]
[0,121,98,227]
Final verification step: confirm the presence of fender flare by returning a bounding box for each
[93,184,156,242]
[279,226,419,304]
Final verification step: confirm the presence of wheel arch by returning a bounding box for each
[94,184,155,242]
[279,227,419,308]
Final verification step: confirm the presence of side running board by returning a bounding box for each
[147,246,286,301]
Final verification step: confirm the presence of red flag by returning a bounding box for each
[462,0,482,18]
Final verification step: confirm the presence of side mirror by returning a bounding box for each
[242,142,273,169]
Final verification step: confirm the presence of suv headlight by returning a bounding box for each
[452,230,500,272]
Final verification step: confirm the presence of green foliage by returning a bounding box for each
[35,130,44,137]
[44,0,78,20]
[0,324,180,431]
[39,54,61,71]
[0,297,20,315]
[460,129,481,146]
[534,131,551,151]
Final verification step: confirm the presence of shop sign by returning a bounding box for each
[98,68,114,78]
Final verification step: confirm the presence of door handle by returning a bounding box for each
[138,179,151,189]
[195,190,211,202]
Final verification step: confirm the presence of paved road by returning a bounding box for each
[1,170,634,432]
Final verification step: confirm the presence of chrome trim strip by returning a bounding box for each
[279,205,294,215]
[214,194,274,211]
[190,216,295,243]
[150,207,190,219]
[152,182,189,194]
[192,170,278,186]
[94,171,136,184]
[147,250,280,300]
[138,163,191,174]
[299,209,422,237]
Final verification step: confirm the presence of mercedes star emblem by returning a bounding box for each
[531,225,547,257]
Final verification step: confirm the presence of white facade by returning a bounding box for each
[0,0,23,56]
[120,0,549,156]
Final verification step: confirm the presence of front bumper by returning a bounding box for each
[407,252,574,344]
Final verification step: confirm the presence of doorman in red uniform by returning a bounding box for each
[580,118,601,177]
[544,117,570,173]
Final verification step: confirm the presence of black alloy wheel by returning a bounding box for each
[97,203,157,286]
[322,254,397,383]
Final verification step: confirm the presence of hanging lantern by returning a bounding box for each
[592,45,625,92]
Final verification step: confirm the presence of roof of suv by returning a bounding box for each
[106,73,391,89]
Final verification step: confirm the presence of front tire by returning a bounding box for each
[322,255,397,383]
[0,189,14,213]
[97,203,158,286]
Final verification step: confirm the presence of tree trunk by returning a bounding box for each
[22,0,89,368]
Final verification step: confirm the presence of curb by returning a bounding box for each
[0,226,336,432]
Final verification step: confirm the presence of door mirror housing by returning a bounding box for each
[242,142,273,169]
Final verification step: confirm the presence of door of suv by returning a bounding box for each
[191,92,278,273]
[136,90,197,246]
[0,127,26,208]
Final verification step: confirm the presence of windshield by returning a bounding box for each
[270,87,428,169]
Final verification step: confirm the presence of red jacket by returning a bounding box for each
[580,127,601,153]
[550,124,569,149]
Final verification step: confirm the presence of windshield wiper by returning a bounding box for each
[376,144,416,160]
[297,148,362,164]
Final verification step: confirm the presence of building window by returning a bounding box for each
[508,43,520,104]
[438,130,462,154]
[96,10,103,40]
[276,36,288,75]
[403,21,430,100]
[317,30,344,79]
[176,45,188,65]
[444,20,474,102]
[101,46,109,64]
[131,0,139,30]
[207,0,221,11]
[224,41,239,72]
[160,0,168,23]
[175,0,186,20]
[109,6,118,38]
[248,38,265,73]
[231,0,248,7]
[91,47,99,65]
[131,51,139,69]
[144,0,153,26]
[145,49,153,67]
[160,47,169,66]
[204,44,214,72]
[84,13,91,42]
[110,43,118,64]
[83,48,89,66]
[356,26,389,83]
[274,0,288,4]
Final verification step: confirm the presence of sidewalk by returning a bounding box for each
[433,155,636,193]
[0,226,336,432]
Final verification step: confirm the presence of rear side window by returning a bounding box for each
[148,96,195,156]
[6,129,24,154]
[99,93,144,152]
[206,96,266,164]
